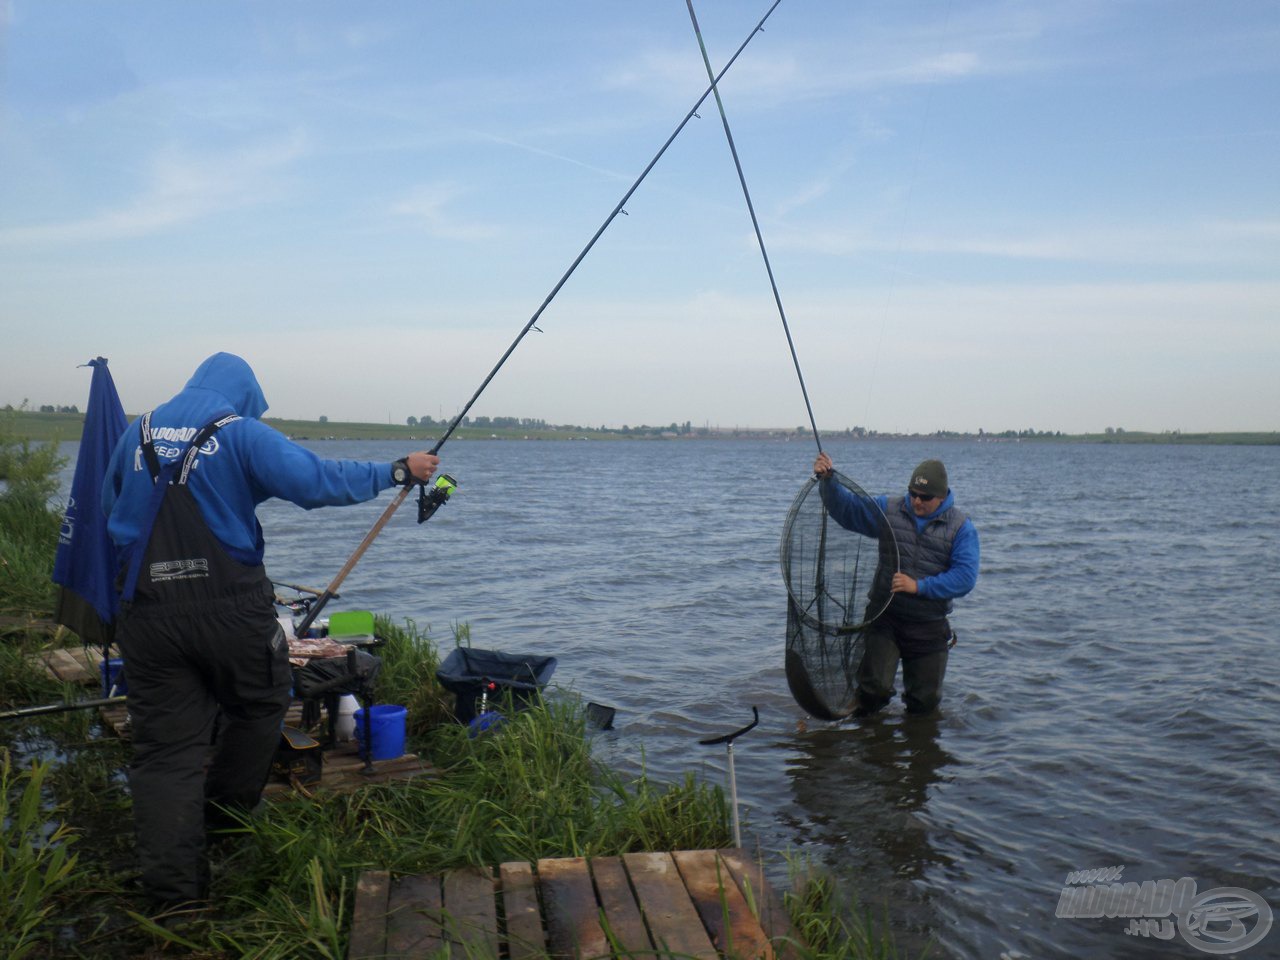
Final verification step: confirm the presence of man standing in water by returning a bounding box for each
[812,453,979,717]
[103,352,440,908]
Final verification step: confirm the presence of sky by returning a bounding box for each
[1,0,1277,435]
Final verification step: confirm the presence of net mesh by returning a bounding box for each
[780,471,897,720]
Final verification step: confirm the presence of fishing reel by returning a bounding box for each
[417,473,458,524]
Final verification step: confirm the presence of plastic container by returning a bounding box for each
[334,694,359,742]
[100,658,127,697]
[435,648,557,724]
[353,704,407,761]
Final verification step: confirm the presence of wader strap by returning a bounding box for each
[122,412,241,602]
[139,411,162,481]
[138,410,240,484]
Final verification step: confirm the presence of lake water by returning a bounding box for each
[64,437,1280,958]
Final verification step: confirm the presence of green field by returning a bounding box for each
[5,409,1277,445]
[4,410,634,443]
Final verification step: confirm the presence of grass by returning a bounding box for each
[0,618,741,958]
[0,412,913,959]
[0,751,89,960]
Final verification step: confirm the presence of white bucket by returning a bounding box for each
[334,694,360,741]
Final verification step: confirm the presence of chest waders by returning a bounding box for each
[120,411,269,610]
[118,411,290,904]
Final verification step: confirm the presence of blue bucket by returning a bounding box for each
[353,705,407,761]
[100,658,127,697]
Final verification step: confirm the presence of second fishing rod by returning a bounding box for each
[294,0,788,637]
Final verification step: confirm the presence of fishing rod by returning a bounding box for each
[293,0,787,636]
[428,0,787,455]
[684,0,821,455]
[292,474,456,637]
[0,695,126,721]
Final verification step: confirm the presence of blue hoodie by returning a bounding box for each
[102,352,397,567]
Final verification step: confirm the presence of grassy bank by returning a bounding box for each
[9,408,1276,445]
[0,414,913,959]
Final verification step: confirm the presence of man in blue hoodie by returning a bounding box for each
[812,452,979,717]
[102,352,440,906]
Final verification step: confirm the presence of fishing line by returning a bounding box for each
[683,0,821,455]
[678,4,909,719]
[294,0,787,634]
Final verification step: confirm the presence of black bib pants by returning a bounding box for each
[116,414,291,903]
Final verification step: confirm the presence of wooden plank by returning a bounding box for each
[349,869,391,960]
[589,856,653,956]
[538,856,609,959]
[673,850,774,960]
[500,860,546,960]
[39,647,99,684]
[261,741,432,799]
[716,849,801,960]
[443,865,500,959]
[386,874,444,958]
[350,854,798,960]
[623,851,718,960]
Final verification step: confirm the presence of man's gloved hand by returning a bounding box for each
[394,452,440,485]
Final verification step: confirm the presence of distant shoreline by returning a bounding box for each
[7,410,1278,446]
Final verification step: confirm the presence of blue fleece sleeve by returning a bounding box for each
[917,518,979,600]
[241,421,395,508]
[818,477,885,538]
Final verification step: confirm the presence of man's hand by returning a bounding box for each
[404,452,440,484]
[891,572,919,595]
[813,452,834,477]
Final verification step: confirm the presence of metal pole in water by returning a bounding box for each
[699,706,759,849]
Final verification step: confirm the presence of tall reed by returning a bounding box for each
[0,750,89,959]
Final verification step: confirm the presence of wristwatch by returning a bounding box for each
[391,459,411,485]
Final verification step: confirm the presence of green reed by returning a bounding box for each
[0,750,89,960]
[0,438,904,958]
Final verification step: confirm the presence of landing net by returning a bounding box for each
[780,470,897,720]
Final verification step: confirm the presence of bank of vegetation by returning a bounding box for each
[8,407,1275,446]
[0,413,910,958]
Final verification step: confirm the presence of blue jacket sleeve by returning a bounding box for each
[818,477,884,538]
[917,518,979,600]
[241,421,395,508]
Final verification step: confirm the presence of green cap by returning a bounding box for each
[909,459,948,498]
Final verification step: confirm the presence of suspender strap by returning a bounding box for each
[177,413,240,485]
[138,410,240,483]
[139,411,162,480]
[121,411,242,603]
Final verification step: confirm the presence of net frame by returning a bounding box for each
[780,471,899,720]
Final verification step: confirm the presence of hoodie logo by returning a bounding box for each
[132,435,221,471]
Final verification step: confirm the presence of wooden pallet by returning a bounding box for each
[263,738,434,798]
[348,849,798,960]
[37,644,104,686]
[92,699,432,796]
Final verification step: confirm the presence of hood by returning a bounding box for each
[918,489,954,520]
[183,352,268,419]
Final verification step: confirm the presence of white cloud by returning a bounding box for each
[0,133,308,247]
[388,183,500,242]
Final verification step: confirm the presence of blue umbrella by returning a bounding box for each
[52,357,127,648]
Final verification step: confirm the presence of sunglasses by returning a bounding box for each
[909,490,937,501]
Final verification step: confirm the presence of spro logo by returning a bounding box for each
[149,559,210,582]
